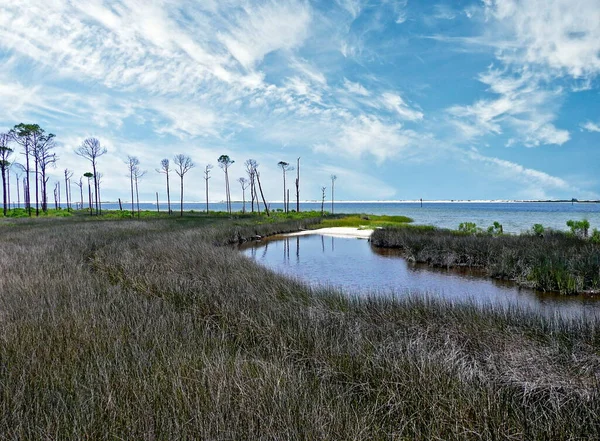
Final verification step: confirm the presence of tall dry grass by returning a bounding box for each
[0,215,599,439]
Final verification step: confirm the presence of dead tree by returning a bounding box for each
[295,157,300,212]
[76,138,107,215]
[255,165,269,217]
[204,164,213,213]
[277,161,293,213]
[156,159,172,214]
[245,159,258,213]
[238,177,249,213]
[126,156,140,218]
[133,167,146,218]
[0,133,13,216]
[173,154,194,217]
[64,169,73,210]
[331,175,337,214]
[75,177,83,209]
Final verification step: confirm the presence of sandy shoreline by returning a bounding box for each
[286,227,374,239]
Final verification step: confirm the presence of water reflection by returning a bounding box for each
[241,234,600,319]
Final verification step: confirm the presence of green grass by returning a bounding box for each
[312,214,413,229]
[0,214,599,438]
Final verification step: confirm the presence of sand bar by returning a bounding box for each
[286,227,373,239]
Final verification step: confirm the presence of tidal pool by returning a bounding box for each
[241,234,600,319]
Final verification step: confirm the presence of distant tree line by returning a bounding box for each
[0,122,339,217]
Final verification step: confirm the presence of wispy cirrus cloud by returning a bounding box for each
[447,68,569,147]
[581,121,600,133]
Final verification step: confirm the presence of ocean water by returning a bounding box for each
[96,201,600,234]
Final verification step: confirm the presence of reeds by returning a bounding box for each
[0,215,599,439]
[371,226,600,294]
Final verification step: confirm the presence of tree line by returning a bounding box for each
[0,123,340,218]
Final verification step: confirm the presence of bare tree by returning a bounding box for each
[218,155,234,214]
[126,156,140,218]
[15,170,21,209]
[0,133,13,216]
[174,154,194,217]
[75,177,83,210]
[133,167,146,218]
[277,161,293,213]
[83,172,94,216]
[204,164,213,213]
[295,157,300,213]
[321,186,326,216]
[238,177,249,213]
[34,133,57,213]
[64,169,73,210]
[245,159,258,213]
[331,175,337,214]
[96,172,104,214]
[255,164,270,217]
[53,182,59,210]
[156,159,172,214]
[76,138,107,215]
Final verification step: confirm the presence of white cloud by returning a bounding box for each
[380,92,424,121]
[314,115,422,163]
[581,121,600,133]
[218,1,311,69]
[448,69,569,147]
[342,78,370,96]
[485,0,600,79]
[465,150,596,200]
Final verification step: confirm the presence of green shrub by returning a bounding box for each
[566,219,590,238]
[591,229,600,244]
[487,221,503,235]
[532,224,545,237]
[458,222,479,234]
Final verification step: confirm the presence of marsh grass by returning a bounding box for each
[0,215,599,439]
[372,226,600,295]
[312,214,413,229]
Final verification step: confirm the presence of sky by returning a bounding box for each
[0,0,599,203]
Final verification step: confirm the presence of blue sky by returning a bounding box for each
[0,0,599,202]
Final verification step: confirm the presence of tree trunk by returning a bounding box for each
[1,167,7,216]
[156,192,159,212]
[282,170,286,213]
[118,198,123,211]
[6,168,10,211]
[64,174,69,210]
[180,175,184,217]
[166,170,171,214]
[296,157,300,212]
[16,175,20,210]
[130,170,134,218]
[205,176,209,213]
[35,159,39,216]
[256,171,269,217]
[135,177,140,218]
[93,162,99,215]
[88,180,92,216]
[25,145,31,216]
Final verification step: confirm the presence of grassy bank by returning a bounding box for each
[0,214,599,439]
[371,225,600,294]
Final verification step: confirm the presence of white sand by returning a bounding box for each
[286,227,373,239]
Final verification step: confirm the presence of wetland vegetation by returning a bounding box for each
[0,212,599,439]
